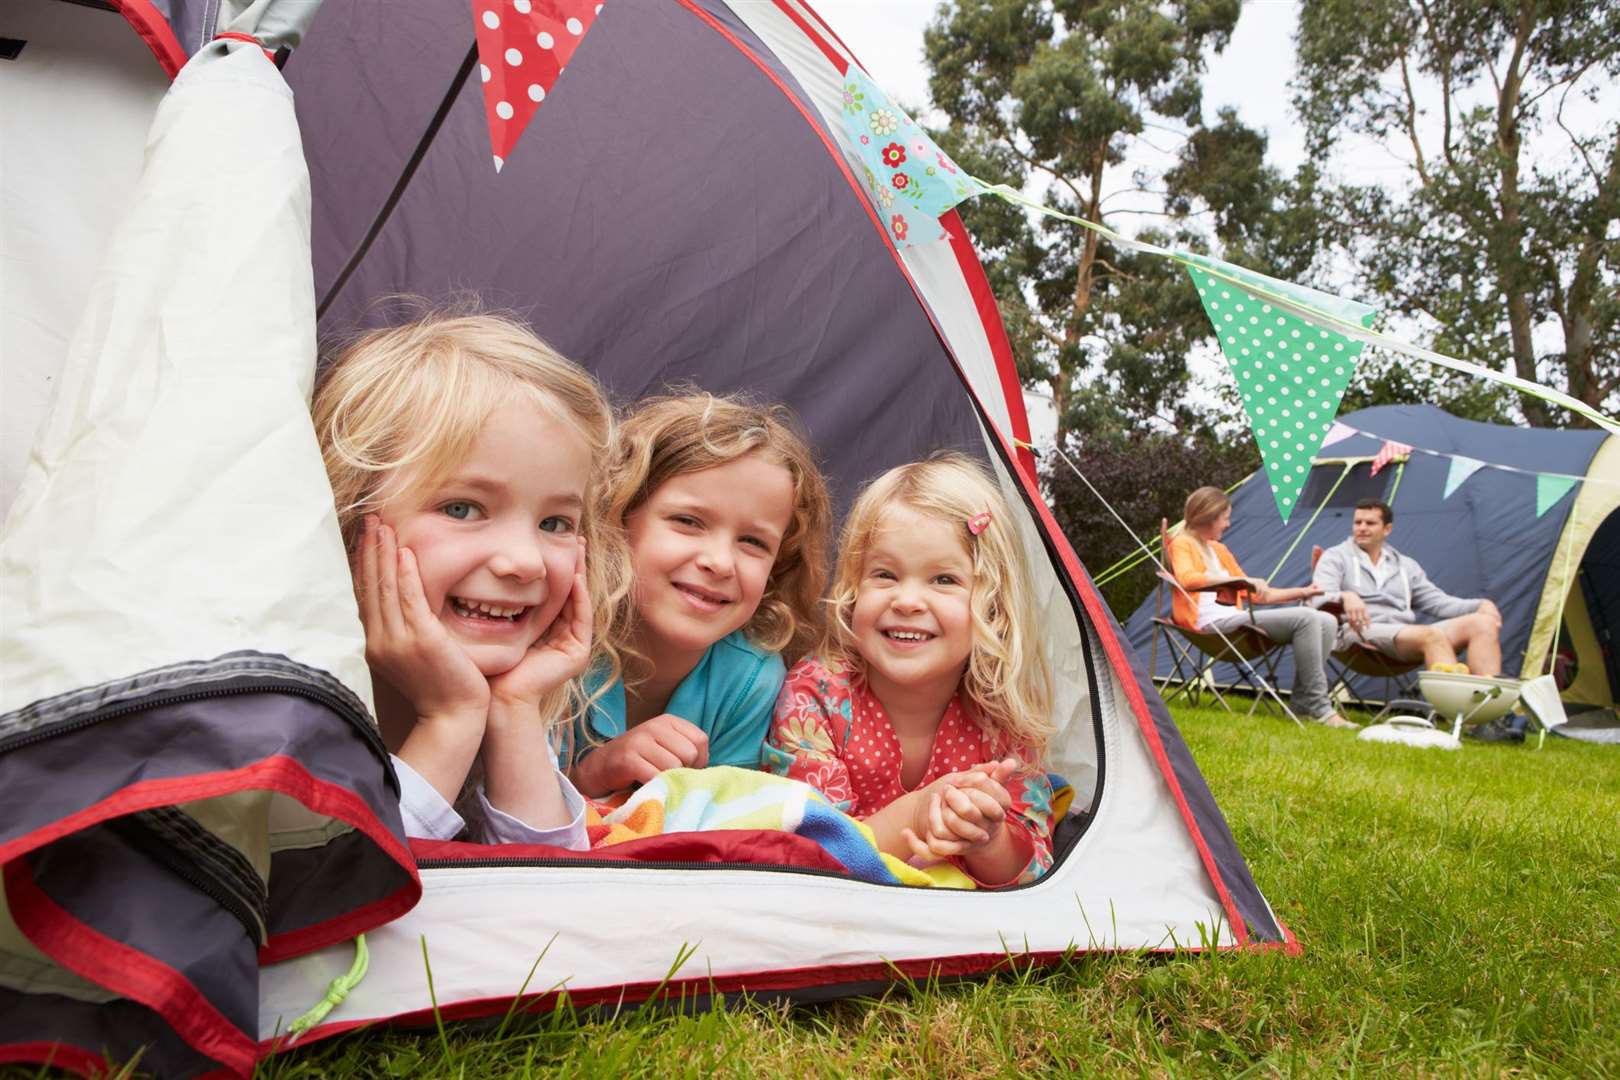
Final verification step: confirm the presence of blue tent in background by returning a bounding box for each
[1123,405,1620,715]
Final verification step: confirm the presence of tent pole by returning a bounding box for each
[1384,459,1408,505]
[1266,462,1351,581]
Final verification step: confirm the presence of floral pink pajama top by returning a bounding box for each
[761,657,1055,886]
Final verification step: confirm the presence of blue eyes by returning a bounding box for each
[440,502,573,535]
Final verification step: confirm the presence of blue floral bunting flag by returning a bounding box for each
[838,68,982,248]
[1535,474,1578,518]
[1443,455,1485,499]
[1187,259,1378,522]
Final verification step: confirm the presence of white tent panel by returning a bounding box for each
[0,39,372,715]
[0,0,170,518]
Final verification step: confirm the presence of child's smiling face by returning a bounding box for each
[851,505,975,699]
[624,451,795,670]
[377,399,590,677]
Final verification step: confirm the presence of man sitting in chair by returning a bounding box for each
[1312,499,1504,675]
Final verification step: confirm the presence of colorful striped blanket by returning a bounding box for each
[586,766,976,889]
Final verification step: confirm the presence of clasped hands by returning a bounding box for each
[896,758,1019,865]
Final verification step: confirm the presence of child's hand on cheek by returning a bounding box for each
[359,516,490,725]
[571,714,710,797]
[489,538,593,710]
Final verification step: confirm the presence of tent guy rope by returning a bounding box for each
[1021,438,1304,726]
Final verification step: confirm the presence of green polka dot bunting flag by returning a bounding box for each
[1187,259,1378,522]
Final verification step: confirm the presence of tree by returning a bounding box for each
[925,0,1263,446]
[1295,0,1620,426]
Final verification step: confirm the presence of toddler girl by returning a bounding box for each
[567,394,832,798]
[313,311,627,845]
[763,454,1057,887]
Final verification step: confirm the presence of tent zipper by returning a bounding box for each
[106,812,268,946]
[0,681,387,764]
[414,856,884,881]
[414,850,1081,891]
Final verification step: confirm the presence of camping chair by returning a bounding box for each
[1310,545,1423,713]
[1149,520,1282,716]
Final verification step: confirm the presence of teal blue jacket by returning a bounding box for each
[567,631,785,772]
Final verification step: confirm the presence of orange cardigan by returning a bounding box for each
[1166,532,1249,629]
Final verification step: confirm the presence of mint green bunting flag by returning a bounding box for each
[838,68,982,248]
[1443,455,1485,499]
[1188,261,1378,522]
[1535,474,1578,518]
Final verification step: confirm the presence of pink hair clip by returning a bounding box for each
[967,511,992,536]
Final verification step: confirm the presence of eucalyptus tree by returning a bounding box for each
[923,0,1335,446]
[1296,0,1620,426]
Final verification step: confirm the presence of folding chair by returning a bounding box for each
[1310,545,1423,712]
[1149,521,1282,715]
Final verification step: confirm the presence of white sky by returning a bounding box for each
[807,1,1613,441]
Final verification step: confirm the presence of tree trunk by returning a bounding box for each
[1493,0,1552,425]
[1561,133,1620,415]
[1054,150,1108,446]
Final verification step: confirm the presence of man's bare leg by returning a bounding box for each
[1438,613,1502,677]
[1390,625,1456,669]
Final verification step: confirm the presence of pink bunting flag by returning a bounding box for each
[472,0,602,172]
[1319,421,1355,449]
[1369,439,1413,476]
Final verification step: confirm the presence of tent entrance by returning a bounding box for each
[1571,509,1620,707]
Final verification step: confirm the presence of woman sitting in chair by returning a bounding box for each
[1167,487,1355,729]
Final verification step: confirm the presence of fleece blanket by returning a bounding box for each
[587,766,976,889]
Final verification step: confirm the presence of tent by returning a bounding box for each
[1123,405,1620,717]
[1,0,1290,1074]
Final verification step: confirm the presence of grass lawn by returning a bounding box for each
[256,706,1618,1078]
[21,706,1620,1078]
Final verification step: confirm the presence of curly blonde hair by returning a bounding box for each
[822,453,1053,757]
[311,307,632,726]
[605,393,832,680]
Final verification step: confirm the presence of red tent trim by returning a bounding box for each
[4,860,256,1075]
[108,0,188,78]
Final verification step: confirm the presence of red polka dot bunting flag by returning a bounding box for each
[471,0,603,172]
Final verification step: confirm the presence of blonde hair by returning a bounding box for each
[823,453,1053,757]
[606,393,832,676]
[1184,486,1232,534]
[311,307,632,725]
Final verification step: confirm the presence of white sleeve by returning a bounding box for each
[466,744,589,849]
[391,754,466,841]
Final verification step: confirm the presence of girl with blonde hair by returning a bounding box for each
[763,453,1057,887]
[314,308,629,844]
[566,393,832,798]
[1167,485,1351,728]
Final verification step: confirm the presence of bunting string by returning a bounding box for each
[968,183,1620,437]
[1323,424,1619,488]
[828,71,1619,464]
